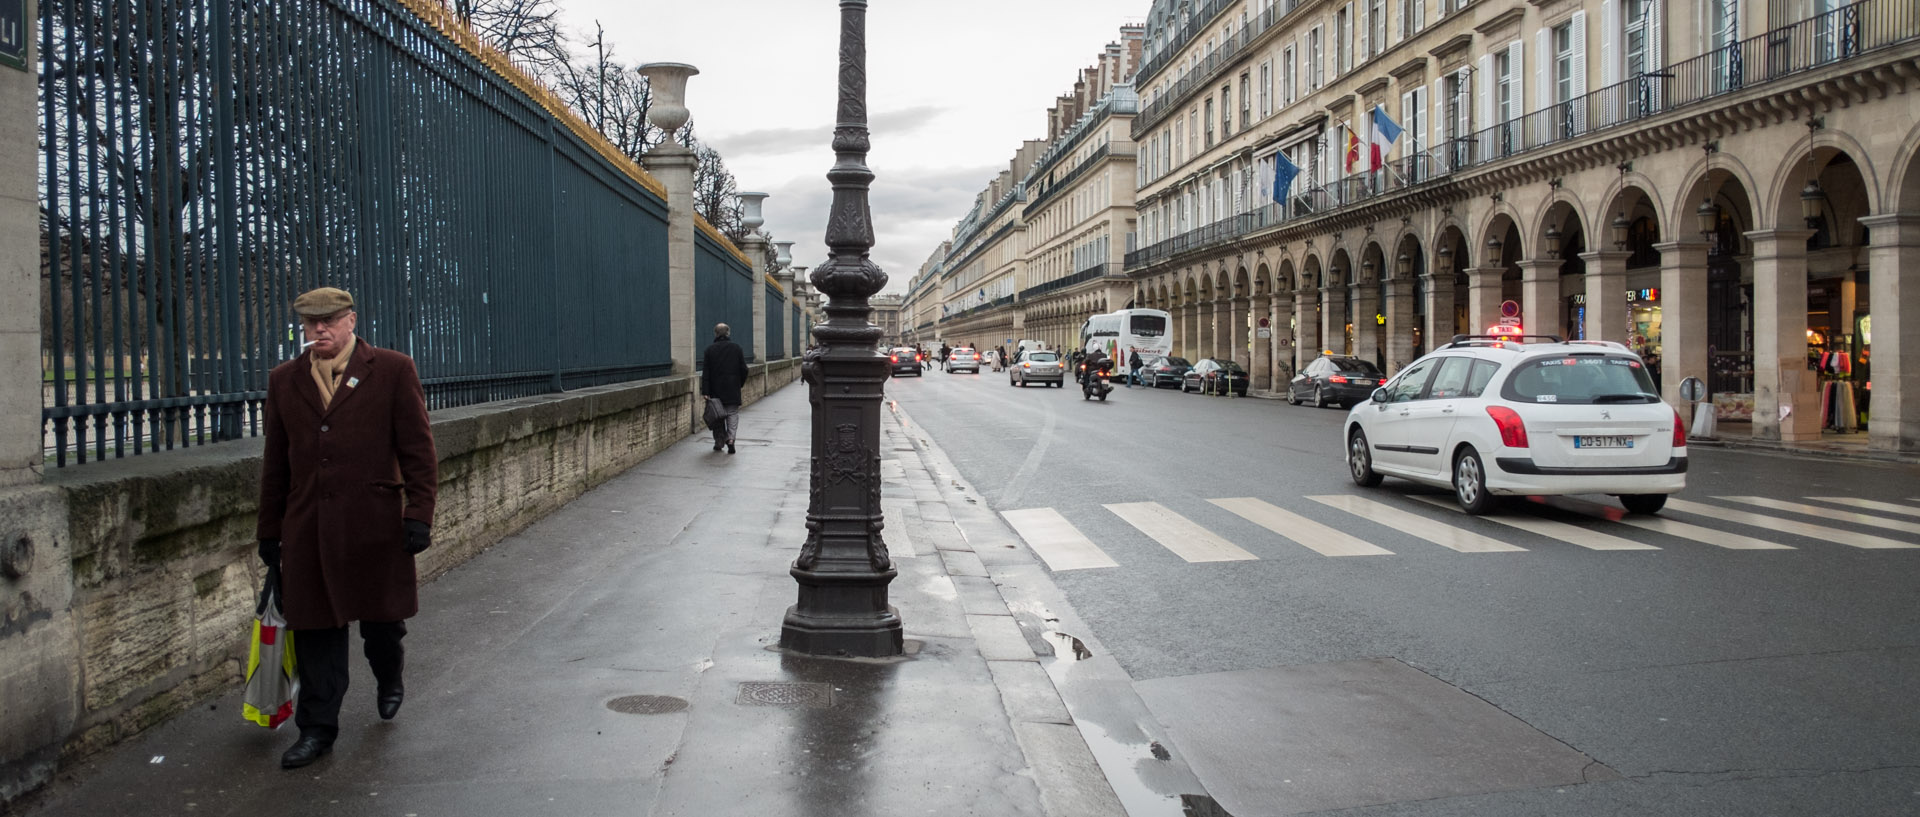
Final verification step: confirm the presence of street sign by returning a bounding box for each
[1679,376,1706,402]
[1257,327,1272,339]
[0,0,25,72]
[1500,300,1520,319]
[1257,317,1271,328]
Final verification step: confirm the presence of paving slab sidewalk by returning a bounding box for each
[18,382,1171,817]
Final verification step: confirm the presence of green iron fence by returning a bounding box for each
[765,282,785,361]
[694,229,754,364]
[39,0,675,466]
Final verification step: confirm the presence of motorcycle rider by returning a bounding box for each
[1082,348,1113,394]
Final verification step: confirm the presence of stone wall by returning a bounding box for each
[0,361,799,806]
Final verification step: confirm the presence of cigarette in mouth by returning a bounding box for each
[301,340,318,349]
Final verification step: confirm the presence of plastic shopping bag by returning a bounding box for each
[241,566,297,728]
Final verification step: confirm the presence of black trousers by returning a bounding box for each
[292,620,406,741]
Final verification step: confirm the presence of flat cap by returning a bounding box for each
[293,287,354,317]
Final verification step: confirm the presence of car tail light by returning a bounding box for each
[916,353,924,361]
[1486,406,1529,448]
[974,353,981,360]
[891,354,900,362]
[1672,408,1687,448]
[1329,375,1349,383]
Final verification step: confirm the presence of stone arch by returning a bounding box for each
[1276,257,1296,292]
[1535,193,1590,261]
[1234,265,1252,299]
[1476,201,1524,253]
[1595,172,1669,239]
[1672,151,1763,234]
[1358,241,1387,283]
[1894,120,1920,211]
[1299,253,1323,289]
[1770,142,1876,249]
[1767,130,1883,230]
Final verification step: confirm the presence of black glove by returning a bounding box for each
[403,519,432,555]
[257,538,281,568]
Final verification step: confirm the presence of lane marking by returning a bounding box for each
[1805,497,1920,520]
[1665,499,1920,550]
[1410,496,1659,550]
[1534,496,1793,550]
[1718,496,1920,537]
[1001,508,1119,570]
[997,389,1057,509]
[1104,502,1259,563]
[881,501,917,558]
[1306,494,1527,552]
[1209,497,1393,556]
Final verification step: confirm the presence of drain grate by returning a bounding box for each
[606,695,689,715]
[737,682,833,708]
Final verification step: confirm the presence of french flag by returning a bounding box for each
[1368,104,1403,171]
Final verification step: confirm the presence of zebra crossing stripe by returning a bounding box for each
[1534,496,1794,550]
[1409,496,1660,550]
[1105,502,1259,562]
[1717,496,1920,537]
[1665,499,1920,550]
[1209,498,1394,557]
[1000,508,1119,570]
[1805,497,1920,520]
[1306,495,1527,552]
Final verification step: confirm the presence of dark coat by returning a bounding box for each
[702,336,750,406]
[257,339,438,630]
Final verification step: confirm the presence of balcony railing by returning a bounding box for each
[1126,0,1914,273]
[1020,263,1115,301]
[1134,0,1310,138]
[1026,145,1118,215]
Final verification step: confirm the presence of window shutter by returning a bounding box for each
[1476,55,1494,132]
[1571,12,1588,109]
[1358,0,1369,60]
[1416,86,1430,157]
[1601,0,1620,86]
[1536,27,1551,110]
[1508,40,1525,119]
[1414,0,1426,32]
[1647,0,1664,107]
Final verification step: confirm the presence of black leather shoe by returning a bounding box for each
[377,686,404,720]
[712,440,723,451]
[280,735,332,769]
[727,441,735,454]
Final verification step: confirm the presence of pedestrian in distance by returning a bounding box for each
[256,286,438,770]
[702,323,751,454]
[1128,350,1144,389]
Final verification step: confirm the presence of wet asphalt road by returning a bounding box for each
[887,365,1920,816]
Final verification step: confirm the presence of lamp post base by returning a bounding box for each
[780,605,904,658]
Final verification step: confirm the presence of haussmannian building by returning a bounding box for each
[1124,0,1920,451]
[904,26,1147,355]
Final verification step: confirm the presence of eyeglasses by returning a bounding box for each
[301,311,352,329]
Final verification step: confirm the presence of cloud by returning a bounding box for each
[707,105,949,158]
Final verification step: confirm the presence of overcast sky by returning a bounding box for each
[555,0,1146,294]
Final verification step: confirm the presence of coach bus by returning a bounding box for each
[1078,309,1173,370]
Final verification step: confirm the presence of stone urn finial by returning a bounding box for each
[738,192,769,233]
[637,63,699,134]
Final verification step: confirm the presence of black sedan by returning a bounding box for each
[1181,359,1250,396]
[887,347,924,377]
[1139,355,1192,388]
[1286,354,1383,407]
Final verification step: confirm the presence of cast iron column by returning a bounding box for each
[780,0,904,657]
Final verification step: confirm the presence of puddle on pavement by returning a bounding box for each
[1039,630,1236,817]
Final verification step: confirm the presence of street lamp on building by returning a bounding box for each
[1396,253,1412,278]
[1436,244,1453,276]
[1694,199,1719,238]
[1799,178,1827,230]
[780,0,903,658]
[1610,213,1630,250]
[1544,223,1562,259]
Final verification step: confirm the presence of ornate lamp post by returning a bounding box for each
[781,0,903,657]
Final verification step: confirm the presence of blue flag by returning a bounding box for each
[1271,151,1299,204]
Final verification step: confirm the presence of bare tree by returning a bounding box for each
[454,0,569,75]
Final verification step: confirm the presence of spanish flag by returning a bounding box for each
[1342,122,1364,173]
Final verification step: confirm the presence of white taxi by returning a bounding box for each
[1344,335,1686,515]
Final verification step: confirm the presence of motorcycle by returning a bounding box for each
[1080,363,1113,402]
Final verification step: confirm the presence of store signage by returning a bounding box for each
[0,0,25,72]
[1629,288,1660,301]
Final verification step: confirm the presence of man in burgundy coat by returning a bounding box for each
[256,287,438,769]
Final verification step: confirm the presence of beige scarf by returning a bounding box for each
[309,334,357,409]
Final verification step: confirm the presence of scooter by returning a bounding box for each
[1080,364,1112,402]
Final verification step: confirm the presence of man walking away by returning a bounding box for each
[702,323,750,454]
[1128,350,1144,389]
[257,287,438,770]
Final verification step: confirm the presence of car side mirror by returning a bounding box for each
[1371,387,1389,404]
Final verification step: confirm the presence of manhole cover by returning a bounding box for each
[737,682,833,708]
[606,695,689,715]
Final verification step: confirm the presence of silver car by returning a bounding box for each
[1009,351,1064,387]
[945,347,981,373]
